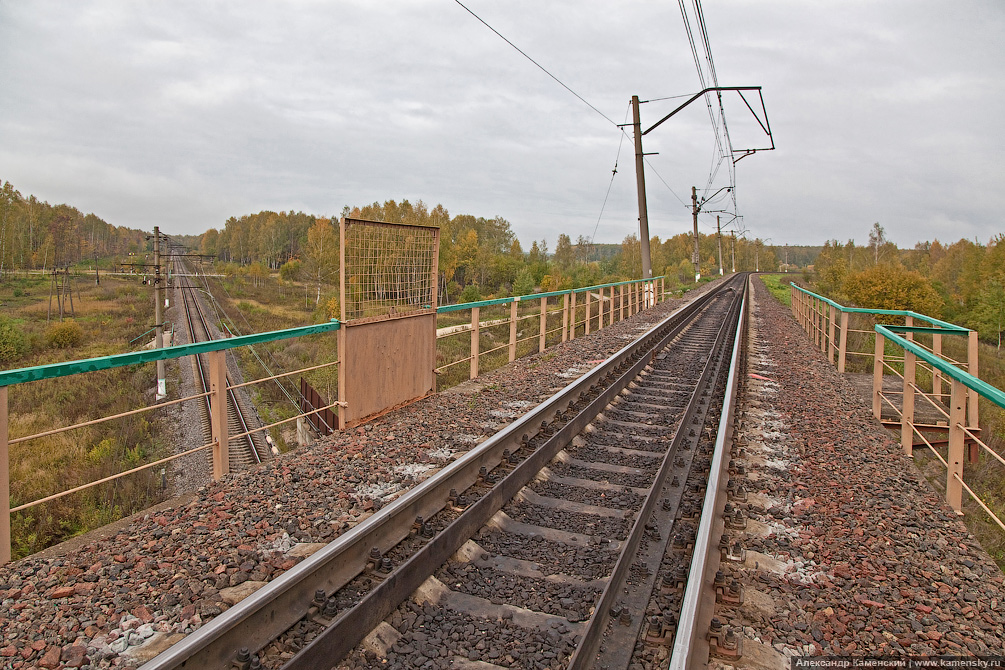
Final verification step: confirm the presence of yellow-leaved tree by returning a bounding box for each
[843,265,942,317]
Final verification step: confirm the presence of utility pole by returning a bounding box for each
[691,187,700,283]
[731,231,736,272]
[631,96,653,288]
[716,215,724,276]
[154,227,166,401]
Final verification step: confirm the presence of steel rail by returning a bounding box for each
[568,281,745,669]
[179,262,262,464]
[180,273,213,418]
[285,279,744,669]
[669,275,748,670]
[139,279,731,670]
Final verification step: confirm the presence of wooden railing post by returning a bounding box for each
[208,349,229,480]
[804,295,812,341]
[968,330,979,430]
[838,311,849,373]
[1,386,10,565]
[801,291,808,333]
[562,293,569,343]
[584,293,591,335]
[873,332,885,421]
[798,290,806,332]
[596,291,604,331]
[827,304,836,359]
[901,349,916,456]
[806,294,812,336]
[933,329,943,401]
[609,287,615,326]
[539,296,547,352]
[821,301,827,349]
[620,285,625,321]
[948,378,966,514]
[815,298,823,348]
[508,300,518,363]
[569,292,577,340]
[470,306,480,379]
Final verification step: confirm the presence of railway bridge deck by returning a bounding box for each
[0,276,1002,668]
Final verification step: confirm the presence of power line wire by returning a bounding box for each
[644,92,699,103]
[588,103,632,251]
[452,0,618,127]
[643,157,689,209]
[679,0,726,171]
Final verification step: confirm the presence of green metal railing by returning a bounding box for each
[0,320,342,388]
[788,282,1005,529]
[433,277,666,380]
[0,275,668,564]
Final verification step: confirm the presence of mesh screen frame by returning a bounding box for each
[339,218,439,325]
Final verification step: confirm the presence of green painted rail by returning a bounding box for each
[790,283,963,330]
[0,276,667,387]
[0,320,342,387]
[876,325,1005,410]
[434,277,663,313]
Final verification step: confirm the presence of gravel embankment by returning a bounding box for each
[0,281,725,669]
[711,277,1005,664]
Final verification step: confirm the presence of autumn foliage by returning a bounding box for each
[812,224,1005,347]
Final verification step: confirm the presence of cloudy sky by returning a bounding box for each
[2,1,1003,250]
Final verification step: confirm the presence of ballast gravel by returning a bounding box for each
[710,277,1005,664]
[0,281,724,669]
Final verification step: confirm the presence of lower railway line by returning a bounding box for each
[175,259,270,470]
[142,274,748,670]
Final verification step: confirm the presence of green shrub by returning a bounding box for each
[513,269,535,297]
[46,320,84,349]
[87,438,115,465]
[0,317,28,363]
[459,284,482,303]
[279,259,302,282]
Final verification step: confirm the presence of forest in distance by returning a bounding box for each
[0,179,1003,348]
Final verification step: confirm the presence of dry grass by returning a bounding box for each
[1,272,170,557]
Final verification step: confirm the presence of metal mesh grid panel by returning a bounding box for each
[340,218,439,324]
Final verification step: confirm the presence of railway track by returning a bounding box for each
[142,275,747,670]
[175,258,270,470]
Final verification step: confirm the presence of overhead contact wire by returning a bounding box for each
[589,104,632,252]
[452,0,619,127]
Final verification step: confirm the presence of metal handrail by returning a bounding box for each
[875,325,1004,410]
[791,284,966,331]
[434,276,664,313]
[0,319,342,388]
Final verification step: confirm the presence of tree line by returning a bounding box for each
[200,198,783,306]
[0,180,148,274]
[0,180,789,310]
[812,223,1005,348]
